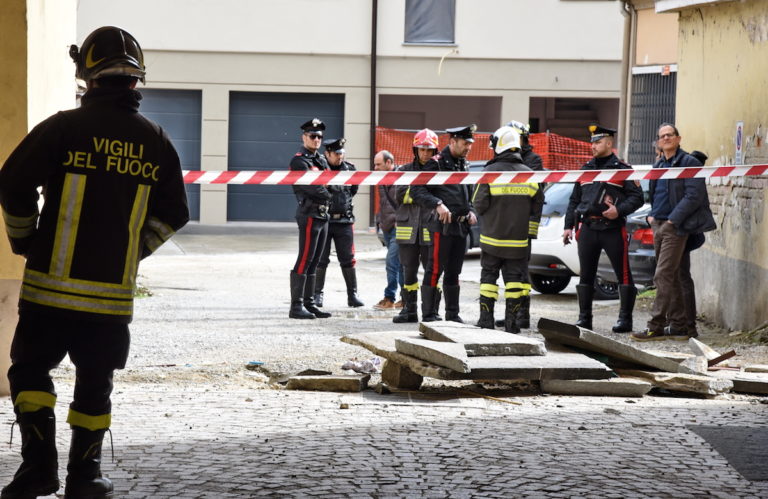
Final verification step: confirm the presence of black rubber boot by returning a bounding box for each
[393,289,418,323]
[313,267,326,307]
[289,271,315,319]
[433,287,443,321]
[64,427,113,499]
[443,284,463,323]
[421,285,440,322]
[1,408,60,499]
[575,284,593,330]
[612,284,637,333]
[516,295,531,329]
[304,275,331,318]
[341,267,364,308]
[504,297,522,334]
[476,295,495,329]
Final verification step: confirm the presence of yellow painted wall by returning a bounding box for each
[675,0,768,330]
[635,7,679,66]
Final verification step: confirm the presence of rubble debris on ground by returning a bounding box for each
[285,374,370,392]
[419,322,546,356]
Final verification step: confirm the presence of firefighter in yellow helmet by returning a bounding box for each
[0,26,189,498]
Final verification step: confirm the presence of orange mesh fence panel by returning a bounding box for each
[375,126,592,170]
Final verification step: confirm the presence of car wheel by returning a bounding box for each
[530,274,570,294]
[593,277,619,300]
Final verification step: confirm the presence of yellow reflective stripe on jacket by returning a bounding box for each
[123,184,150,286]
[488,183,539,197]
[146,215,174,241]
[480,283,499,299]
[14,391,57,410]
[67,409,111,431]
[505,282,532,291]
[50,173,86,277]
[395,226,413,241]
[2,208,38,238]
[529,220,539,237]
[480,234,529,248]
[422,229,431,242]
[21,285,133,316]
[402,187,413,204]
[5,224,35,238]
[24,269,133,298]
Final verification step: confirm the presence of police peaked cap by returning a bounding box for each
[445,124,477,143]
[301,118,326,132]
[588,124,616,143]
[323,138,346,153]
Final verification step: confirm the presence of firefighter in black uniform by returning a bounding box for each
[0,27,189,499]
[473,126,544,333]
[288,119,332,320]
[410,125,478,323]
[314,138,364,308]
[562,124,643,332]
[392,129,439,323]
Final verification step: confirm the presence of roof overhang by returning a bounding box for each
[655,0,737,13]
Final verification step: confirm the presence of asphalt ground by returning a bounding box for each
[2,222,767,498]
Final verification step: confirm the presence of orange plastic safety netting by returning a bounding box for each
[374,126,592,170]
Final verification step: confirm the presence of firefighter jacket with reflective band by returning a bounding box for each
[0,87,190,324]
[408,146,474,238]
[327,160,358,224]
[472,151,544,259]
[291,147,332,221]
[394,159,433,246]
[563,153,643,231]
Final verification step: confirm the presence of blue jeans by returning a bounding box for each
[382,227,404,300]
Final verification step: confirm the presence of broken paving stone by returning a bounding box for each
[745,364,768,373]
[419,323,546,357]
[680,356,709,375]
[688,338,722,361]
[540,378,652,397]
[395,337,470,373]
[710,370,768,395]
[616,369,733,396]
[285,375,370,392]
[295,369,332,377]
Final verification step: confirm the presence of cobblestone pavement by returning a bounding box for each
[2,224,767,498]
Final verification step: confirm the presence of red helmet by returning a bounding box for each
[412,128,439,150]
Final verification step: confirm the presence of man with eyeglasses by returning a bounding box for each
[288,118,333,319]
[631,123,716,341]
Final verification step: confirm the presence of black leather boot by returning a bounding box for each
[433,287,443,321]
[443,284,463,323]
[504,297,522,334]
[64,427,113,499]
[575,284,593,330]
[289,271,315,319]
[516,295,531,329]
[612,284,637,333]
[341,267,364,307]
[1,408,60,499]
[304,275,331,318]
[476,295,495,329]
[393,289,418,323]
[421,285,440,322]
[313,267,326,307]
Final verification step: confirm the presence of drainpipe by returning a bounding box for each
[369,0,378,226]
[618,1,635,160]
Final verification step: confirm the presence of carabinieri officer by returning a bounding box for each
[288,118,332,319]
[562,124,643,332]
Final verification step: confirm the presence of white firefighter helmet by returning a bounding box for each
[490,126,521,155]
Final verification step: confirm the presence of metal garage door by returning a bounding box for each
[139,89,201,220]
[227,92,344,221]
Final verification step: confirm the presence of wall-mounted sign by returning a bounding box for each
[735,121,744,166]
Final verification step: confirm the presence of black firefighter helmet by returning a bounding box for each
[69,26,146,83]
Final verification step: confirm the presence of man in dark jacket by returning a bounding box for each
[372,150,403,310]
[0,27,189,499]
[410,125,478,322]
[563,124,644,332]
[314,138,363,308]
[473,126,544,333]
[632,124,716,341]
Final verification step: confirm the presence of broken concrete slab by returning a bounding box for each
[710,370,768,395]
[540,378,652,397]
[381,360,423,390]
[688,338,721,361]
[680,356,709,375]
[537,318,698,375]
[419,323,546,357]
[395,337,471,373]
[285,374,370,392]
[616,369,733,396]
[341,331,612,381]
[744,364,768,373]
[645,350,694,362]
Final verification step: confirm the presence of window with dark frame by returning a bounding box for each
[404,0,456,44]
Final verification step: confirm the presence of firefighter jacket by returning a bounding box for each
[290,147,332,221]
[327,160,357,224]
[394,159,433,246]
[472,150,544,259]
[0,87,190,324]
[521,145,544,238]
[563,153,643,231]
[409,146,474,238]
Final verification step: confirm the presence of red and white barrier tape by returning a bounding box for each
[182,164,768,186]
